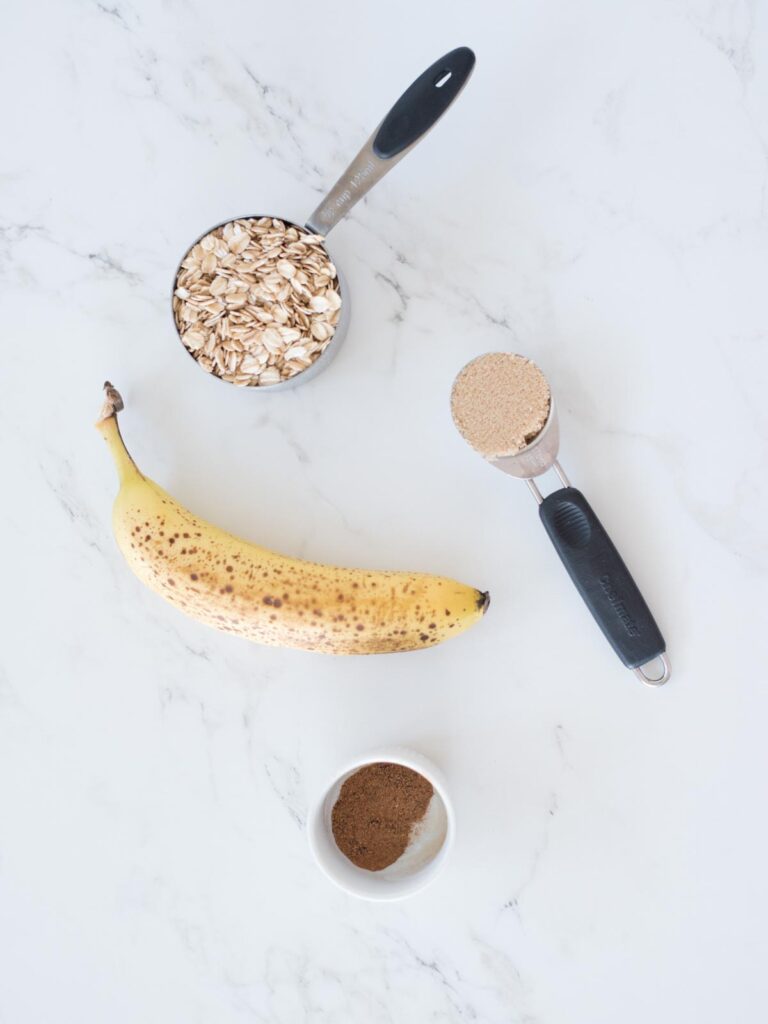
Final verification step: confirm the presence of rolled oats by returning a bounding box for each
[173,218,341,387]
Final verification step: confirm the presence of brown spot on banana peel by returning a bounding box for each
[96,382,490,654]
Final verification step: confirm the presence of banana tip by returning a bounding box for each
[478,590,490,614]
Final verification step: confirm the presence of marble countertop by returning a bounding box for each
[2,0,767,1020]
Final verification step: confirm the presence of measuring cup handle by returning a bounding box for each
[305,47,475,236]
[372,46,476,159]
[538,487,669,682]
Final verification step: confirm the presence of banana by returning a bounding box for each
[96,383,489,654]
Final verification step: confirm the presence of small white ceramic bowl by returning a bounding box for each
[307,747,455,901]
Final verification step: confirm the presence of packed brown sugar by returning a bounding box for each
[451,352,551,459]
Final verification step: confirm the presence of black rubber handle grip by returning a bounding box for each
[372,47,476,160]
[539,487,666,670]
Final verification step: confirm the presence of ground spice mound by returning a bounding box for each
[451,352,551,459]
[331,762,433,871]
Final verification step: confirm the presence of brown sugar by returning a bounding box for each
[331,762,433,871]
[451,352,551,459]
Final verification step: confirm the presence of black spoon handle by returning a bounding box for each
[538,486,669,683]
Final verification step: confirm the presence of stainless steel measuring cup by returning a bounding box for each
[173,47,475,390]
[452,361,671,687]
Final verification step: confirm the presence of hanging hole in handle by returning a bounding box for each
[633,653,671,687]
[434,70,452,88]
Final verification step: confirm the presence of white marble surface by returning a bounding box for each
[2,0,767,1020]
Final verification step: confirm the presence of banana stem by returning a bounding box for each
[97,381,124,421]
[95,382,142,484]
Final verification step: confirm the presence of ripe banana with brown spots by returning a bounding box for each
[96,384,489,654]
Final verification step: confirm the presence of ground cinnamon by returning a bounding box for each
[331,762,433,871]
